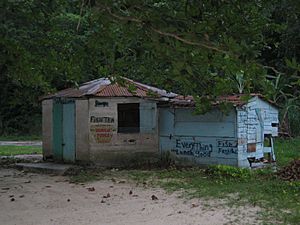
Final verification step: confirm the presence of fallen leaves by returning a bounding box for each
[87,187,95,192]
[191,203,199,208]
[103,193,110,198]
[118,180,126,184]
[277,159,300,181]
[151,195,158,200]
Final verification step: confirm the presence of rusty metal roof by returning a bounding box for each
[96,83,147,97]
[41,78,275,108]
[42,77,177,100]
[170,94,276,107]
[170,95,196,107]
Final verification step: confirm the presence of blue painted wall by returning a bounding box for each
[140,102,156,133]
[159,108,238,166]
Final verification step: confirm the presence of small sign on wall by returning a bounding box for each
[90,116,114,123]
[90,124,114,143]
[90,115,115,144]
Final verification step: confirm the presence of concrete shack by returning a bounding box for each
[42,77,176,166]
[41,77,279,168]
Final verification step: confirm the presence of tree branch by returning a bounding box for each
[104,6,285,77]
[76,0,86,32]
[106,7,142,23]
[263,65,284,74]
[105,7,229,55]
[150,27,228,54]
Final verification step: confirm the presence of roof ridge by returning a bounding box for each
[41,76,177,99]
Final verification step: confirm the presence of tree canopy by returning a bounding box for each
[0,0,299,135]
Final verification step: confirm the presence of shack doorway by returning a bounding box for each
[52,99,75,162]
[263,134,275,162]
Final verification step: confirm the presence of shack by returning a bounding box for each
[41,77,279,168]
[159,94,279,167]
[42,77,176,166]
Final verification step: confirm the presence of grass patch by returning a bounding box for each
[275,138,300,166]
[126,138,300,224]
[0,135,41,141]
[69,171,102,183]
[127,167,300,224]
[0,146,42,156]
[68,168,114,183]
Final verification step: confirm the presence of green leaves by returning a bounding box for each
[1,0,299,135]
[285,58,300,72]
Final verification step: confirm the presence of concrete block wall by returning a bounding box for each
[42,99,53,159]
[88,97,159,166]
[75,99,89,162]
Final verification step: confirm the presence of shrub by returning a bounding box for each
[205,165,252,180]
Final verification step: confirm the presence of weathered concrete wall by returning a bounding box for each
[42,99,53,158]
[159,108,238,166]
[75,99,89,162]
[237,97,279,167]
[88,97,159,166]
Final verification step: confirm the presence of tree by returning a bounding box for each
[0,0,299,135]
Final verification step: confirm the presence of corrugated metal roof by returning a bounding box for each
[41,77,177,100]
[170,95,195,107]
[171,94,276,107]
[96,83,148,97]
[41,78,275,108]
[123,78,177,98]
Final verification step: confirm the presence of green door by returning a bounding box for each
[52,99,75,162]
[62,101,75,162]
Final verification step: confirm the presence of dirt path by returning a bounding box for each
[0,168,261,225]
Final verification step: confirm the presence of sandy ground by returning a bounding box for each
[0,168,261,225]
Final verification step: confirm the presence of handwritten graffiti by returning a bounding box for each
[95,100,109,107]
[90,116,114,123]
[90,124,113,143]
[171,139,213,157]
[217,139,238,155]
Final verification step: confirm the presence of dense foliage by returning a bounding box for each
[0,0,299,135]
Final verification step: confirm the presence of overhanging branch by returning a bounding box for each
[105,7,229,55]
[263,65,284,74]
[103,6,285,77]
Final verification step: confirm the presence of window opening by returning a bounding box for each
[118,103,140,133]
